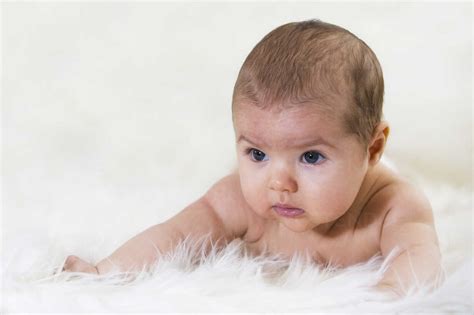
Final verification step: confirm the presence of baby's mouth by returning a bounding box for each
[272,204,305,218]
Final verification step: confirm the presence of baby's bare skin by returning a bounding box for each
[241,162,397,266]
[63,103,442,298]
[63,163,440,297]
[60,20,444,299]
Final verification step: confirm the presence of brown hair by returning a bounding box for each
[232,19,384,149]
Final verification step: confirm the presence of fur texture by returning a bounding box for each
[2,177,472,313]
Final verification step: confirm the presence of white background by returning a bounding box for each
[3,2,472,246]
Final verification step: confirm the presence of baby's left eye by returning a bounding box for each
[301,151,325,164]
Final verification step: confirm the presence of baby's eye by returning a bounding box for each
[301,151,325,164]
[248,148,268,162]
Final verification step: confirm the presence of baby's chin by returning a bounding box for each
[277,216,319,233]
[277,213,341,235]
[251,204,336,233]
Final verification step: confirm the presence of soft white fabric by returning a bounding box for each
[2,169,472,313]
[3,3,471,313]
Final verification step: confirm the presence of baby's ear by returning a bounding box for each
[367,121,390,165]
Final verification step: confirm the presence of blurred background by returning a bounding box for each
[2,2,472,250]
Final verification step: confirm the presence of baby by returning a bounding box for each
[63,19,443,297]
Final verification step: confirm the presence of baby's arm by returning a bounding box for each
[377,185,443,296]
[63,173,249,275]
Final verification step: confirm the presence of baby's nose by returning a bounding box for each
[268,172,297,193]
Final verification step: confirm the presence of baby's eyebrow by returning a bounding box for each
[237,135,266,148]
[237,134,335,149]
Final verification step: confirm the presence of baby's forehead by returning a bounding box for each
[234,98,345,125]
[233,101,350,143]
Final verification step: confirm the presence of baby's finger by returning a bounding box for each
[63,255,98,274]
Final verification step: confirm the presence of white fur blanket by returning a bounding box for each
[3,3,472,313]
[2,176,472,313]
[3,2,472,313]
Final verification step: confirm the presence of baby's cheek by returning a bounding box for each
[303,182,352,220]
[239,172,256,199]
[239,175,267,215]
[326,182,361,218]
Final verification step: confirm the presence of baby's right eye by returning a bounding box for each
[248,148,268,162]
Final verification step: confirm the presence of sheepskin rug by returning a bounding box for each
[2,166,472,313]
[3,2,472,313]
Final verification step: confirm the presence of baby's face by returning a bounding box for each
[233,102,370,233]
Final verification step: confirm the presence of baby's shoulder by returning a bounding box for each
[376,171,434,229]
[204,172,265,241]
[374,167,439,256]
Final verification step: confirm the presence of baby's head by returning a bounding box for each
[232,19,389,233]
[232,19,385,150]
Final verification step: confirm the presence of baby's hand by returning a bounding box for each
[62,255,99,274]
[375,282,404,300]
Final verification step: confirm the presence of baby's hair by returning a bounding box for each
[232,19,384,149]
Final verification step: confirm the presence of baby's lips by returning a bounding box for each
[273,202,301,209]
[273,205,305,217]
